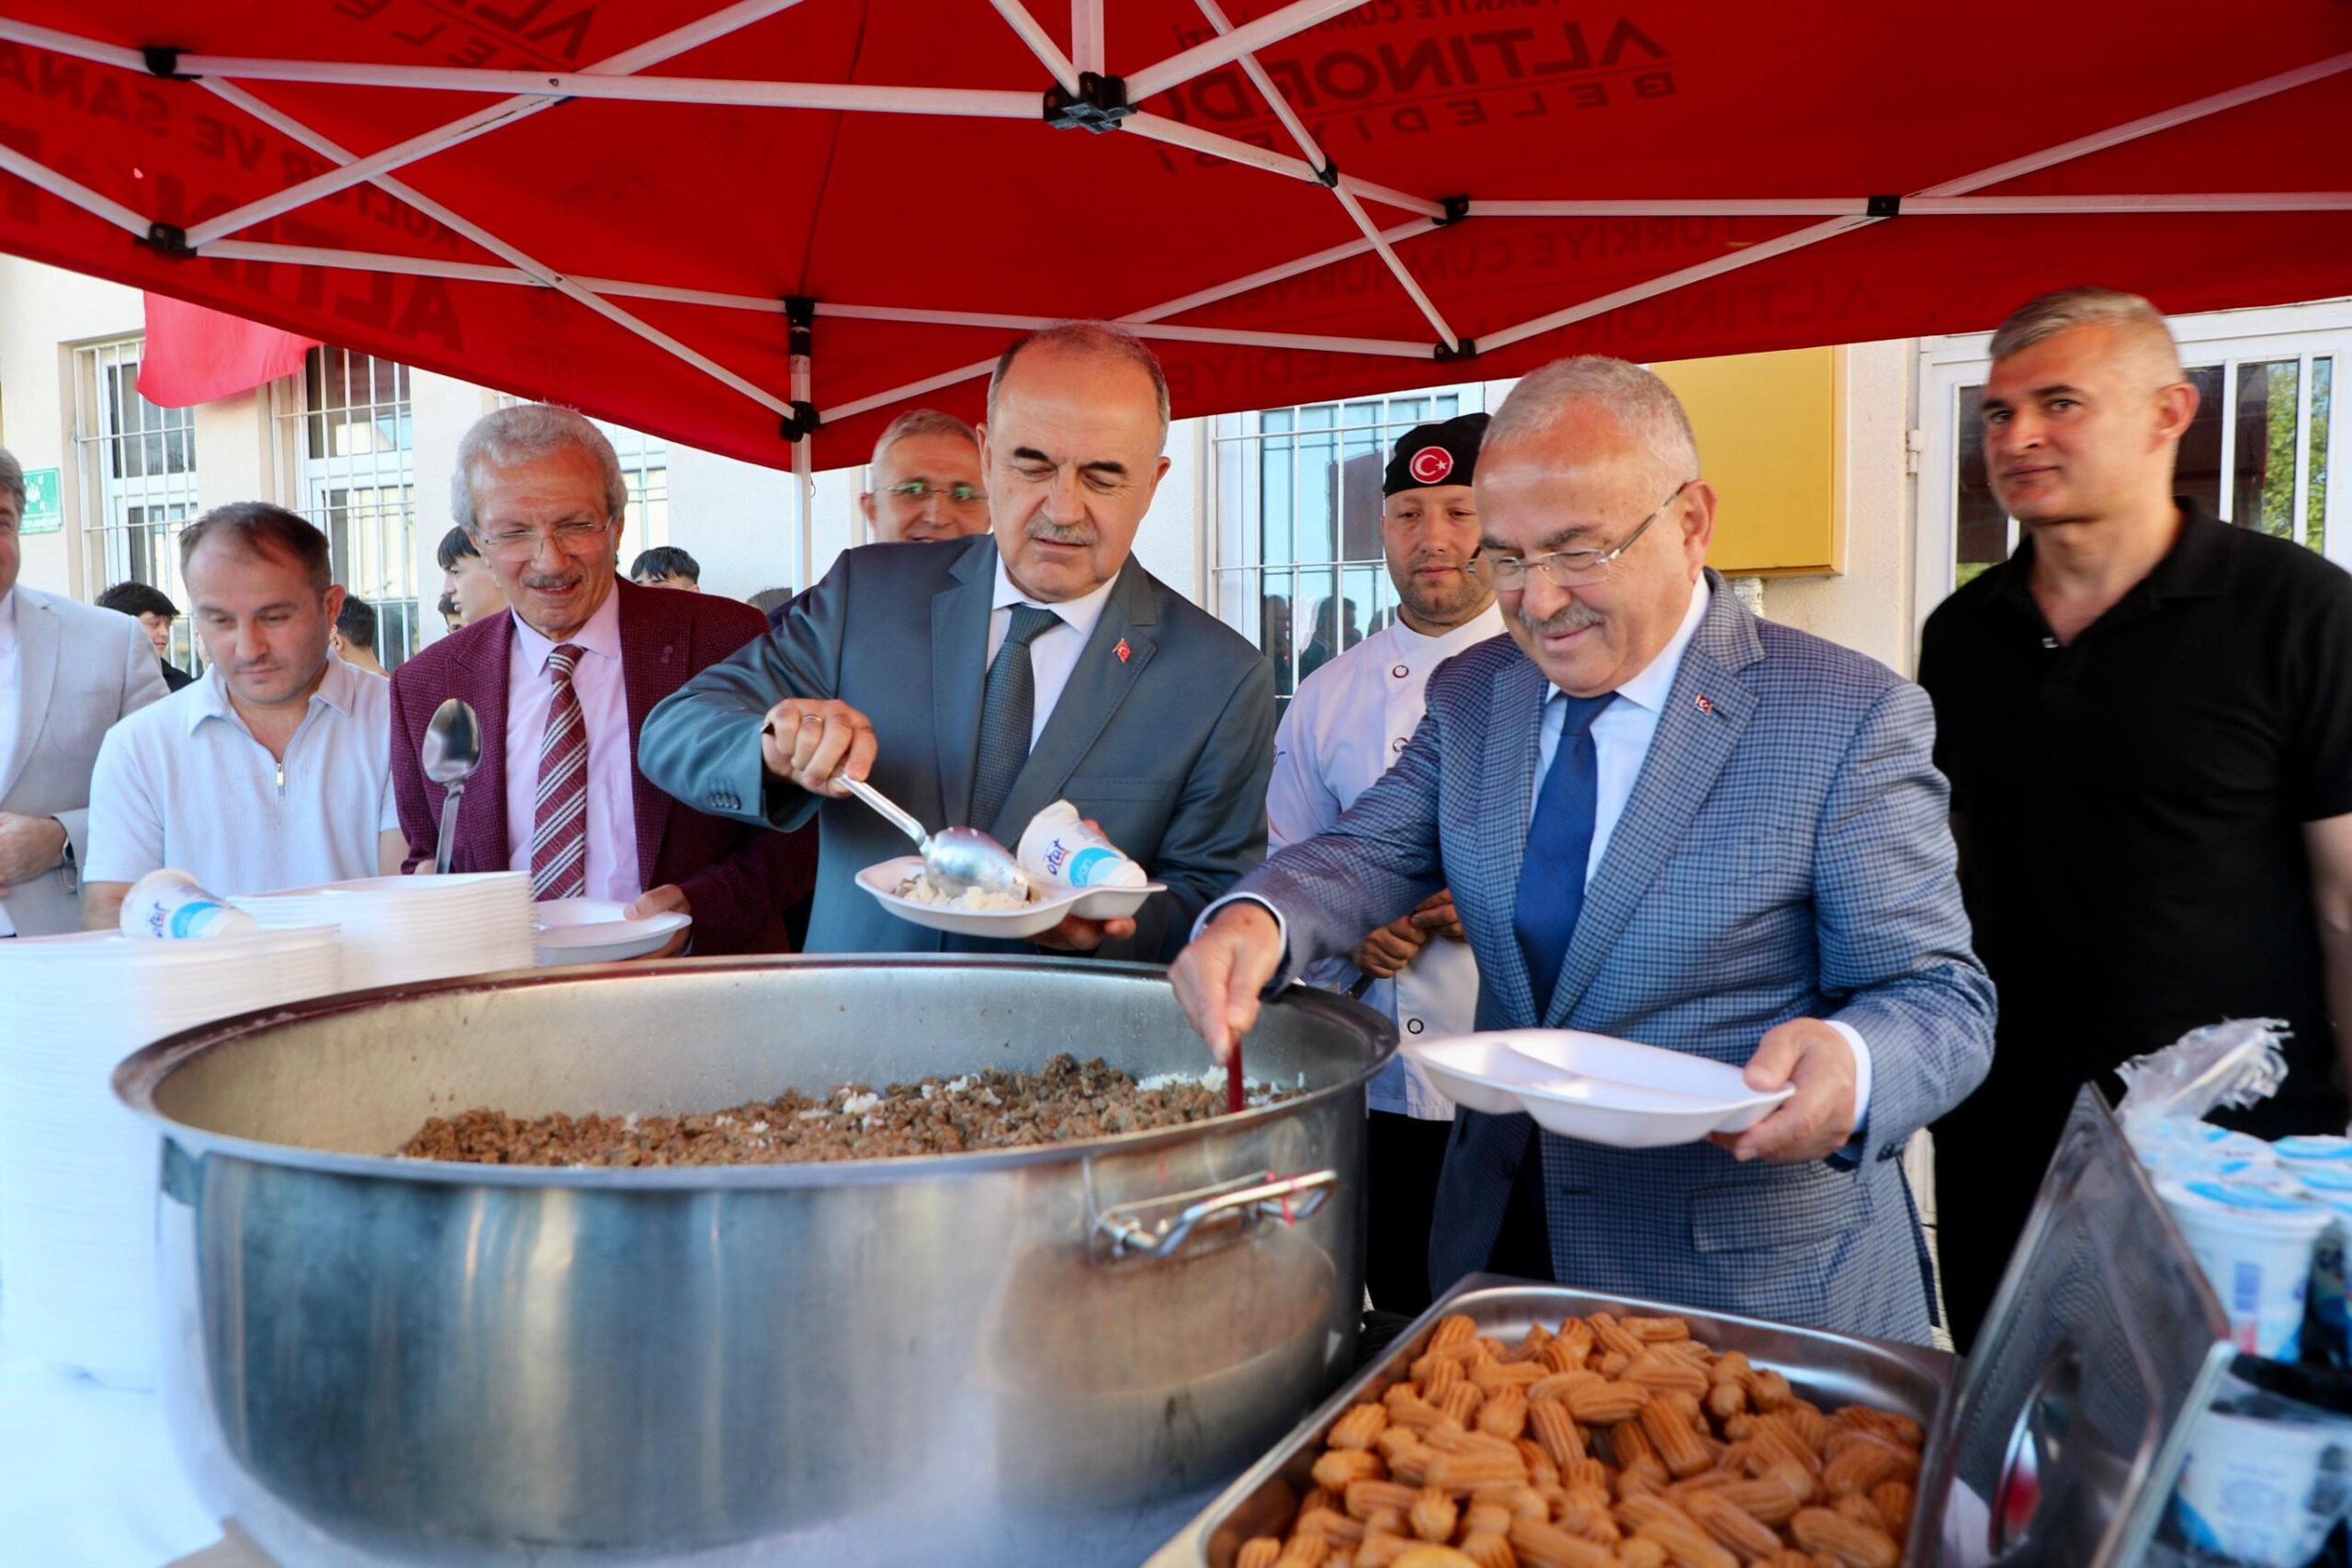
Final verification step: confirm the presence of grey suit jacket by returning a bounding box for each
[1229,573,1996,1342]
[639,536,1277,960]
[1,587,169,935]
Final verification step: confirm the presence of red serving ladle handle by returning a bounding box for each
[1227,1043,1244,1114]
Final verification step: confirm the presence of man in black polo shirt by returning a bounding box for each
[1921,286,2352,1348]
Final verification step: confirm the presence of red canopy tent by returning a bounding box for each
[0,1,2346,576]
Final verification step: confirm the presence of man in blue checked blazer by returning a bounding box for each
[1172,356,1995,1345]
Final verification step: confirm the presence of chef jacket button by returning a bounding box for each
[1392,663,1409,679]
[1406,1018,1424,1034]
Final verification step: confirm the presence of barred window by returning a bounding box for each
[280,348,419,669]
[73,339,202,667]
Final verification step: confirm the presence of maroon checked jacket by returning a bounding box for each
[388,578,813,954]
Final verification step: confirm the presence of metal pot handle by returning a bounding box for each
[1091,1168,1338,1261]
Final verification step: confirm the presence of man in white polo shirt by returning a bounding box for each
[82,503,401,924]
[1265,412,1503,1312]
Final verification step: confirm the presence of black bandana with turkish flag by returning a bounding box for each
[1383,412,1490,498]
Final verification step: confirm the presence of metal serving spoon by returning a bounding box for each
[839,775,1030,900]
[422,698,481,875]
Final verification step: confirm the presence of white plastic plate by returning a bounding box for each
[855,855,1083,939]
[1403,1029,1793,1149]
[534,898,692,965]
[1069,879,1166,920]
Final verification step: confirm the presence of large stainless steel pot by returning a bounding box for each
[113,956,1395,1568]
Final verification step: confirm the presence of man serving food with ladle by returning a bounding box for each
[639,321,1277,961]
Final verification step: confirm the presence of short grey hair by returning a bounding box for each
[1485,355,1702,484]
[0,445,24,510]
[870,407,979,472]
[1989,286,2182,378]
[451,403,628,534]
[988,321,1170,437]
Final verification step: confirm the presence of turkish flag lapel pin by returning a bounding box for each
[1115,638,1132,663]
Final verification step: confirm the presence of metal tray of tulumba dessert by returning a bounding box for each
[1142,1271,1959,1568]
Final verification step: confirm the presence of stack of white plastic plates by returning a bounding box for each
[233,872,536,989]
[0,926,342,1386]
[1403,1030,1795,1149]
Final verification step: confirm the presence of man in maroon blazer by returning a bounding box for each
[389,405,811,954]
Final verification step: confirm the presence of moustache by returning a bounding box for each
[1026,521,1097,548]
[1408,554,1479,575]
[520,570,581,593]
[1519,599,1605,637]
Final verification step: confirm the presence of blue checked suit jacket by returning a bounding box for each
[1229,572,1995,1343]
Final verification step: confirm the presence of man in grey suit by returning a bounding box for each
[639,323,1275,960]
[1172,358,1995,1344]
[0,446,169,936]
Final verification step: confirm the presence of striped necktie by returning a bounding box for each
[530,643,590,900]
[968,604,1063,835]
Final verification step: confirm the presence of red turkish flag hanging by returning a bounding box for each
[136,293,320,409]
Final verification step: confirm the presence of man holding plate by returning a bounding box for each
[1171,356,1996,1343]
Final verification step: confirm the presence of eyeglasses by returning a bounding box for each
[883,480,986,504]
[1486,480,1692,591]
[476,518,614,560]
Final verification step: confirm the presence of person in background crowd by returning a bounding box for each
[629,546,702,592]
[81,504,400,925]
[0,447,168,937]
[388,404,812,955]
[747,585,795,618]
[1170,356,1994,1343]
[436,592,460,634]
[1264,412,1505,1314]
[96,581,195,693]
[862,409,991,544]
[438,524,505,628]
[331,593,388,676]
[639,322,1275,961]
[1921,286,2352,1350]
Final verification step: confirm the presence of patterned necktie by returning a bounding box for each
[530,643,590,900]
[968,604,1063,835]
[1513,691,1615,1015]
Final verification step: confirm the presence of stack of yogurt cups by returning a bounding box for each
[2142,1127,2352,1565]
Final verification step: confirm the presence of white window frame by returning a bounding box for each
[275,347,420,667]
[71,338,204,669]
[1915,299,2351,639]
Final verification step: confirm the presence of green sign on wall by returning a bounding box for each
[18,467,61,535]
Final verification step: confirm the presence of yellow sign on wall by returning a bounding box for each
[1651,346,1842,577]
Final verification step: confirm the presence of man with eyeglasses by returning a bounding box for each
[862,409,991,544]
[386,404,815,955]
[1170,356,1994,1343]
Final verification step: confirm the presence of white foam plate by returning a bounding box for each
[1069,879,1166,920]
[1402,1029,1794,1149]
[535,898,693,964]
[856,855,1083,939]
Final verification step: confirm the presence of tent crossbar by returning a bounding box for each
[204,240,540,286]
[1474,198,1867,219]
[1125,0,1368,103]
[1071,0,1104,76]
[0,140,150,236]
[987,0,1082,96]
[197,81,797,423]
[823,357,1001,424]
[0,15,144,72]
[1130,217,1437,321]
[820,300,1427,357]
[157,2,808,248]
[1193,0,1457,349]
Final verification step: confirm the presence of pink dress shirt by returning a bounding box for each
[502,584,642,904]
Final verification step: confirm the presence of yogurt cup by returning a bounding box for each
[119,868,259,941]
[2173,1408,2347,1566]
[2158,1178,2331,1359]
[2276,1135,2352,1169]
[1018,800,1148,892]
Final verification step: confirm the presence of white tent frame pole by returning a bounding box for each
[1071,0,1104,76]
[1124,0,1368,103]
[987,0,1081,96]
[169,57,1037,114]
[825,358,1003,424]
[0,141,151,236]
[791,332,816,588]
[1121,112,1443,216]
[1480,50,2352,356]
[1193,0,1459,351]
[170,0,811,247]
[0,16,142,70]
[198,80,798,421]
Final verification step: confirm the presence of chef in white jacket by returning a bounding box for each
[1265,412,1504,1312]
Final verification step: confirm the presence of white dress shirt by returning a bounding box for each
[0,592,17,937]
[84,656,397,895]
[988,557,1121,746]
[502,586,642,905]
[1267,604,1507,1117]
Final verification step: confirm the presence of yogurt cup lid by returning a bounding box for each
[2276,1135,2352,1163]
[2301,1167,2352,1194]
[2172,1179,2333,1230]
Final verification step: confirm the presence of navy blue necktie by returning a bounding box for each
[1514,692,1615,1015]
